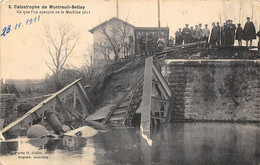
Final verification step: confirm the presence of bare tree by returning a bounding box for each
[250,0,256,21]
[221,1,228,21]
[99,18,131,61]
[43,23,80,89]
[94,42,111,61]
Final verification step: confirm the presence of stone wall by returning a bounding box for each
[162,59,260,122]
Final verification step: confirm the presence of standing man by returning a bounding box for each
[216,22,221,45]
[225,20,236,46]
[210,22,218,46]
[175,28,183,45]
[156,35,165,52]
[182,24,191,44]
[198,23,203,41]
[230,20,236,45]
[221,22,227,45]
[189,27,194,43]
[147,33,154,56]
[236,23,243,46]
[194,25,201,42]
[139,35,147,56]
[243,17,256,47]
[202,24,210,42]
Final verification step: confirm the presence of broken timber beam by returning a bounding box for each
[155,41,207,56]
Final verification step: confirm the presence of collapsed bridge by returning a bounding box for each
[1,42,260,139]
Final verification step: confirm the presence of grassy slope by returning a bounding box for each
[87,57,145,110]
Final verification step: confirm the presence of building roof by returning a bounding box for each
[89,17,136,34]
[134,27,169,31]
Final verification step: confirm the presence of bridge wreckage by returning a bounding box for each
[3,41,258,141]
[0,45,176,141]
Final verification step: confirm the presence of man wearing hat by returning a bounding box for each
[202,24,210,43]
[215,22,221,45]
[225,20,236,46]
[190,27,194,43]
[139,35,147,56]
[182,24,191,44]
[194,25,201,42]
[221,23,226,45]
[175,28,183,46]
[243,17,256,47]
[210,22,218,46]
[198,23,203,41]
[236,23,243,46]
[230,20,236,45]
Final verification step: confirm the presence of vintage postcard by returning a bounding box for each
[1,0,260,165]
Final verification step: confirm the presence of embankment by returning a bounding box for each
[163,59,260,122]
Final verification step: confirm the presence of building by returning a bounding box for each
[89,17,169,71]
[89,17,136,70]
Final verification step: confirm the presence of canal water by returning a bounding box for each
[1,122,260,165]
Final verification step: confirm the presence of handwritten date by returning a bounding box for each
[0,15,40,37]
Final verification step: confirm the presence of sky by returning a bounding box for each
[0,0,260,79]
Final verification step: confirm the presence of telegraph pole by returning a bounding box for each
[158,0,161,37]
[116,0,119,18]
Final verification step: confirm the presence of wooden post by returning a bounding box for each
[158,0,161,37]
[73,89,77,110]
[140,56,154,138]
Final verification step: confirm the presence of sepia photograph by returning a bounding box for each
[1,0,260,164]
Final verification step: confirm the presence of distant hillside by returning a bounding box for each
[4,79,45,92]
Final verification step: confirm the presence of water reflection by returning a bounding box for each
[1,123,260,165]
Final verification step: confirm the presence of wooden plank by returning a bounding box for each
[113,110,127,115]
[151,116,166,120]
[77,81,93,109]
[73,90,77,109]
[102,76,143,123]
[56,96,80,121]
[155,41,206,56]
[123,79,143,124]
[152,73,170,100]
[151,96,169,102]
[75,85,90,116]
[86,104,113,121]
[152,63,172,97]
[140,56,153,138]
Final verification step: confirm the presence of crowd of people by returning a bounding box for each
[175,17,258,48]
[137,17,259,57]
[138,33,169,56]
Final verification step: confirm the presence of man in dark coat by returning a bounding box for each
[235,23,243,46]
[225,20,236,46]
[243,17,256,47]
[230,20,236,45]
[216,22,221,45]
[147,34,154,56]
[182,24,191,44]
[139,36,147,56]
[175,28,183,45]
[189,27,194,43]
[221,22,227,45]
[210,22,218,46]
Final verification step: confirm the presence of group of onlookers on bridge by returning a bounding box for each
[138,17,260,57]
[175,17,259,48]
